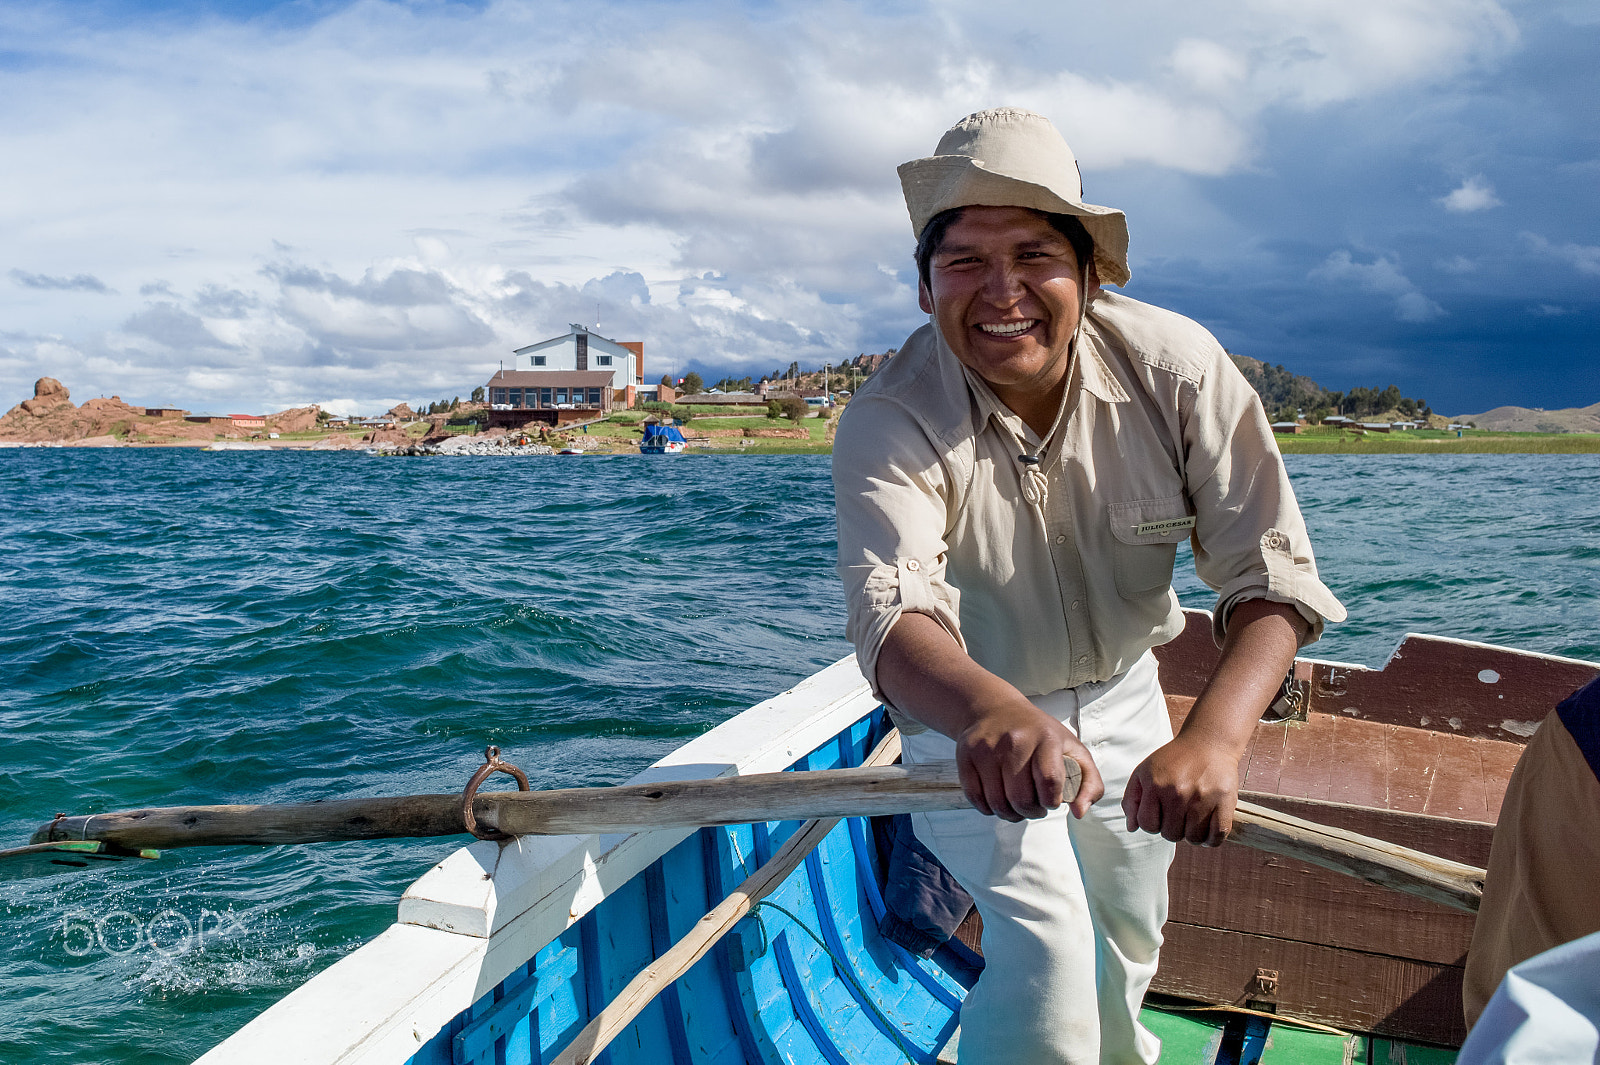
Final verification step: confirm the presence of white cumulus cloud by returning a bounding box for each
[1440,176,1501,212]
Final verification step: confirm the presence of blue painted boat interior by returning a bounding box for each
[402,711,1457,1065]
[405,710,986,1065]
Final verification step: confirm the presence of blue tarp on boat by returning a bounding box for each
[642,424,686,445]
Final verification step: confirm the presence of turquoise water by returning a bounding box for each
[0,450,1596,1063]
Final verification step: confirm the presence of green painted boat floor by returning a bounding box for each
[1141,1004,1460,1065]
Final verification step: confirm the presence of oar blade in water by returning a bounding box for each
[0,840,161,878]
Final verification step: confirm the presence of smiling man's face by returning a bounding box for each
[919,205,1085,431]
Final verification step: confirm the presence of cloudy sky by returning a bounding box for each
[2,0,1595,416]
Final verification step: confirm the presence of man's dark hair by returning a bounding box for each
[915,207,1094,292]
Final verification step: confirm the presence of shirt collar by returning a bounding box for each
[950,320,1132,448]
[1075,316,1132,406]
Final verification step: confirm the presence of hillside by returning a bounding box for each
[1449,402,1600,434]
[1226,354,1429,423]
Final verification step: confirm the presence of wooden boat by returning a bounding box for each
[195,609,1599,1065]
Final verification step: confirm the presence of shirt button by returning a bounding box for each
[1071,600,1081,611]
[904,558,920,572]
[1054,534,1066,544]
[1077,655,1089,665]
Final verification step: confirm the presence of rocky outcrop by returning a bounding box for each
[420,422,456,445]
[386,403,417,421]
[363,426,411,446]
[19,377,72,416]
[0,380,153,442]
[408,436,553,456]
[267,405,321,434]
[0,378,242,443]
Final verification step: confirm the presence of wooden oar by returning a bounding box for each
[29,760,1014,849]
[26,760,1482,910]
[1230,799,1485,913]
[548,730,903,1065]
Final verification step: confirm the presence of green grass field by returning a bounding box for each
[584,412,1600,457]
[1275,426,1600,454]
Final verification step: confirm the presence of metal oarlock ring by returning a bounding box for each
[460,745,530,842]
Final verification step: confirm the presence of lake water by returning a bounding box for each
[1,450,1597,1063]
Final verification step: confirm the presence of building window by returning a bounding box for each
[510,388,524,407]
[532,355,547,366]
[556,388,569,405]
[587,388,602,406]
[596,354,612,366]
[540,388,552,407]
[491,388,507,404]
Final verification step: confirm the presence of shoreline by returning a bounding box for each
[5,439,1600,456]
[5,419,1600,458]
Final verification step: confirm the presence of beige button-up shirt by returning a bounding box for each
[833,290,1346,732]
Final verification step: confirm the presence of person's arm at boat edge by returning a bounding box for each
[877,614,1106,822]
[833,394,1106,824]
[1123,345,1346,848]
[1122,598,1304,847]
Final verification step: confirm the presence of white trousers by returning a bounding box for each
[903,651,1177,1065]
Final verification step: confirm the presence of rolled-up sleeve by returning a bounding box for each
[832,396,965,712]
[1181,357,1347,647]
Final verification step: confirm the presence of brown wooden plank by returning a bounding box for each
[1307,636,1597,743]
[1167,846,1475,965]
[1385,726,1438,815]
[1153,923,1469,1046]
[1273,715,1336,802]
[1325,717,1385,809]
[1152,607,1598,745]
[1241,721,1287,795]
[1423,733,1493,822]
[1164,694,1196,732]
[1151,614,1222,698]
[1480,739,1526,822]
[1168,798,1487,964]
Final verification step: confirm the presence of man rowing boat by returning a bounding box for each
[833,108,1347,1063]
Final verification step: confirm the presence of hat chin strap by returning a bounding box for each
[1014,257,1093,506]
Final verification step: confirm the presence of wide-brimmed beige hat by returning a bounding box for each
[898,107,1130,287]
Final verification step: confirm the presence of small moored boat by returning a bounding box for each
[640,424,687,454]
[195,609,1598,1065]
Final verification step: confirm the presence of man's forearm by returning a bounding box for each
[875,611,1034,739]
[1123,597,1308,845]
[876,611,1106,819]
[1180,598,1307,759]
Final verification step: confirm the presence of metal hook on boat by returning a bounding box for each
[460,745,531,842]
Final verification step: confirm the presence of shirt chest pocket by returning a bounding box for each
[1107,495,1193,598]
